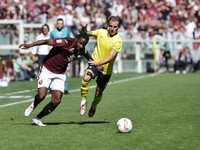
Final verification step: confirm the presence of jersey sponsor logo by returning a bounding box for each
[66,54,76,62]
[56,39,62,43]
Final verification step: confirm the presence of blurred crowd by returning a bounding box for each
[1,0,200,53]
[1,0,200,81]
[1,0,200,35]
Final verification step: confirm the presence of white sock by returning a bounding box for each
[81,100,87,105]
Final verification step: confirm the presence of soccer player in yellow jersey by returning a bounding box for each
[80,16,123,117]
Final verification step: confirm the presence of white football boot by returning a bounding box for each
[80,101,87,116]
[24,102,35,117]
[32,117,46,126]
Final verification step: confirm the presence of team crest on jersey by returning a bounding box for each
[108,41,113,45]
[39,79,43,85]
[56,39,62,43]
[70,48,75,51]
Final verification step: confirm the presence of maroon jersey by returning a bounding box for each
[43,37,88,74]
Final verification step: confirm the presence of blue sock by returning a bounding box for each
[65,73,68,91]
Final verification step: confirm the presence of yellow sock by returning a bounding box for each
[81,80,90,100]
[93,94,103,107]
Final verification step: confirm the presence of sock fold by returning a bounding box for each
[81,80,90,100]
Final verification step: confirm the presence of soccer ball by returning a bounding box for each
[116,118,133,133]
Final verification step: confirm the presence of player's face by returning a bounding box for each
[57,20,64,30]
[108,21,120,36]
[75,37,88,51]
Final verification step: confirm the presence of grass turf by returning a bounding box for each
[0,73,199,150]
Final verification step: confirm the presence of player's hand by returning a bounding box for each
[19,44,31,49]
[95,65,104,72]
[88,59,98,66]
[80,22,88,28]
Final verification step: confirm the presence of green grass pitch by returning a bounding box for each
[0,73,199,150]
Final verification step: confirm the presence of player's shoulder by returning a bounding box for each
[93,28,106,33]
[98,28,107,33]
[114,33,123,42]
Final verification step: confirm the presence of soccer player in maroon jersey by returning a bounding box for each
[19,32,103,126]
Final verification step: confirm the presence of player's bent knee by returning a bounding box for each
[38,93,46,100]
[83,70,93,82]
[83,76,90,82]
[52,99,61,106]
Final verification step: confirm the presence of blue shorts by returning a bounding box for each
[86,66,111,90]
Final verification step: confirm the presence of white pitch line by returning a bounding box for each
[0,73,158,108]
[5,89,36,96]
[0,96,32,99]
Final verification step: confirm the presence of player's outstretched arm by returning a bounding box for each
[83,49,104,72]
[80,22,92,36]
[83,49,93,61]
[88,49,118,66]
[19,39,53,49]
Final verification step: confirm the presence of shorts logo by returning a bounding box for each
[39,79,43,85]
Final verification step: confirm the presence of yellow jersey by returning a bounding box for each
[91,29,123,75]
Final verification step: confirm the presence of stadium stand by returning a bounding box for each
[1,0,200,81]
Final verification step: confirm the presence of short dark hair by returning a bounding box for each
[41,24,49,33]
[57,18,64,22]
[107,16,123,27]
[76,32,89,42]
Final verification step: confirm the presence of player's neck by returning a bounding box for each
[57,28,63,31]
[107,32,117,37]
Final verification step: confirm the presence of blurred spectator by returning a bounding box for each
[184,47,193,72]
[72,56,83,78]
[75,2,85,20]
[193,23,200,51]
[65,10,74,34]
[158,49,171,73]
[84,0,92,16]
[130,4,138,24]
[32,24,50,71]
[80,13,91,31]
[174,49,186,74]
[145,27,155,51]
[15,51,33,80]
[27,52,38,78]
[104,6,111,20]
[95,12,106,29]
[112,0,124,17]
